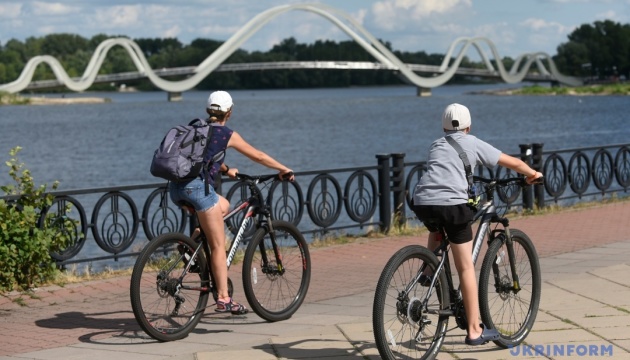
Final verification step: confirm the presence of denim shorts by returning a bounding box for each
[168,178,219,212]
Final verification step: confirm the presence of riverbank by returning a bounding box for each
[473,82,630,96]
[0,92,111,105]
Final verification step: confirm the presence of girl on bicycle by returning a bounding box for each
[169,90,294,315]
[411,103,542,345]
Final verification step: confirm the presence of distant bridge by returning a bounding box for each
[0,3,582,97]
[22,61,555,91]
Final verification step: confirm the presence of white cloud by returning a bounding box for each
[0,3,22,18]
[198,23,242,39]
[94,5,141,28]
[143,5,171,19]
[595,10,618,20]
[370,0,472,31]
[162,25,181,39]
[32,1,80,16]
[546,0,606,3]
[521,18,569,34]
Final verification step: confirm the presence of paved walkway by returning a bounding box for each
[1,201,629,360]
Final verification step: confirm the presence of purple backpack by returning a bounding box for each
[150,119,213,182]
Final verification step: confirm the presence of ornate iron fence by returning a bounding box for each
[2,143,628,270]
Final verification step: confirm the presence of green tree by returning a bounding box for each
[554,20,630,80]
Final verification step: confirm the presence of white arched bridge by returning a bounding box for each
[0,3,582,97]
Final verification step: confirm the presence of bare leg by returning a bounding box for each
[426,231,441,251]
[218,195,230,217]
[422,231,441,276]
[450,241,483,339]
[191,196,230,239]
[196,203,230,301]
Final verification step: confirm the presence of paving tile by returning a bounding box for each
[1,201,630,360]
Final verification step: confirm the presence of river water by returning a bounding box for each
[1,83,627,191]
[2,83,627,271]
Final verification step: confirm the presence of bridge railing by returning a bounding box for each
[2,143,628,271]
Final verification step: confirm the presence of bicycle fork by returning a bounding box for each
[257,218,286,277]
[491,225,522,294]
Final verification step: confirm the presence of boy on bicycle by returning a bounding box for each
[411,103,543,345]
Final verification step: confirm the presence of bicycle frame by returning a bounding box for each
[183,175,284,283]
[224,201,257,268]
[416,181,522,310]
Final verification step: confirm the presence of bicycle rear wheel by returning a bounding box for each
[479,229,541,348]
[242,220,311,322]
[130,232,210,341]
[373,245,450,360]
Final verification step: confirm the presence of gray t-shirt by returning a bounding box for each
[413,131,501,206]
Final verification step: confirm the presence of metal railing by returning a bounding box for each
[2,143,628,270]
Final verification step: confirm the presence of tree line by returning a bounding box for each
[0,19,627,91]
[553,20,629,81]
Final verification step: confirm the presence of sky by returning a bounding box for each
[0,0,629,60]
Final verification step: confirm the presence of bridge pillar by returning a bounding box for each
[416,87,432,97]
[168,92,183,102]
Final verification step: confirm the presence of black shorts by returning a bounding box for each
[412,203,474,244]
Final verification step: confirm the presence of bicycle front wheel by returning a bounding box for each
[479,229,541,348]
[373,245,450,360]
[130,232,210,341]
[242,220,311,322]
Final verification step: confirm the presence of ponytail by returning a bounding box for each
[206,108,228,123]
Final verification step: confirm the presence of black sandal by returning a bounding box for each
[215,298,248,315]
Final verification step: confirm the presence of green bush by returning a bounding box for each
[0,91,31,105]
[0,147,71,292]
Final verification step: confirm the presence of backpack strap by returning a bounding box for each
[445,135,473,188]
[198,121,214,196]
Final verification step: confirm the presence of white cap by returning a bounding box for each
[442,103,471,130]
[207,91,233,112]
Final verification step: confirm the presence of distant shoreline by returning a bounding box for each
[470,83,630,96]
[0,93,111,105]
[26,96,111,105]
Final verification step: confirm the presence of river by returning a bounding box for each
[0,83,627,191]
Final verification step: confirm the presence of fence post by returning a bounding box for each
[376,154,392,233]
[532,143,545,208]
[391,153,406,227]
[519,144,533,210]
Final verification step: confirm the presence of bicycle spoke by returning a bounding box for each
[243,221,310,322]
[130,234,210,341]
[373,245,449,360]
[479,230,541,348]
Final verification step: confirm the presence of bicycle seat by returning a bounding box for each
[175,200,196,215]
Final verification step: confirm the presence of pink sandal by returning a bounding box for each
[215,298,248,315]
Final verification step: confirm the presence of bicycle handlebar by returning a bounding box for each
[235,172,294,183]
[473,175,544,187]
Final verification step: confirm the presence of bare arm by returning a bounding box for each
[227,131,294,180]
[497,153,543,184]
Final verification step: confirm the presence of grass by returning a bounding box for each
[515,83,630,96]
[0,91,31,105]
[50,264,134,288]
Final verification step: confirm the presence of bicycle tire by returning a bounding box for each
[242,220,311,322]
[373,245,450,360]
[130,232,210,341]
[479,229,541,348]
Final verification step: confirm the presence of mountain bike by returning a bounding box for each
[373,175,543,360]
[130,173,311,342]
